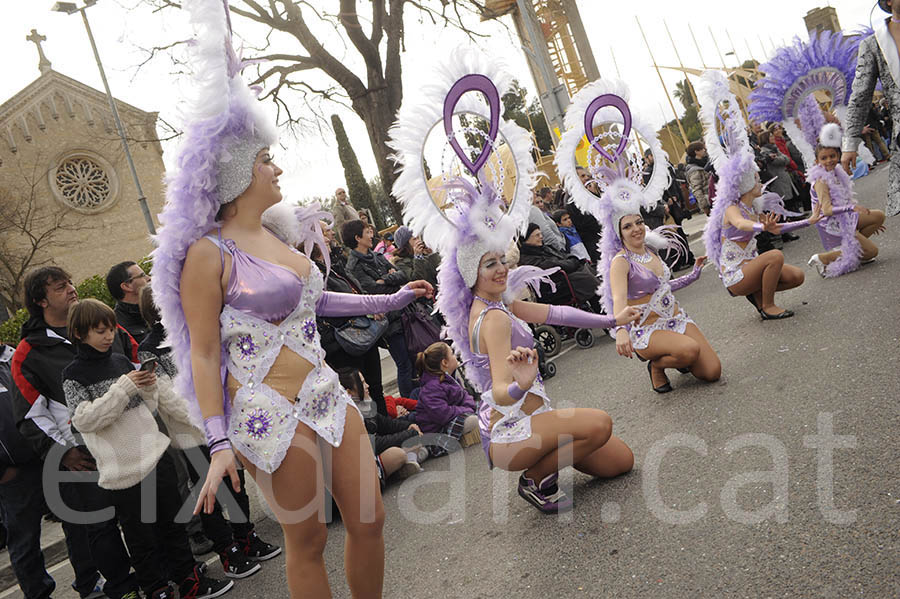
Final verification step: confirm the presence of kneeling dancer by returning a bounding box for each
[389,50,638,514]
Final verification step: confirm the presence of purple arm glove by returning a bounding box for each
[315,286,416,317]
[204,415,231,456]
[823,204,854,217]
[777,219,812,234]
[669,264,702,291]
[545,304,616,329]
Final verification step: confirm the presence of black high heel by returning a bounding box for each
[746,293,760,311]
[759,308,794,320]
[676,367,691,374]
[647,361,672,393]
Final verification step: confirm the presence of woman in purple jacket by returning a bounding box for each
[415,342,477,456]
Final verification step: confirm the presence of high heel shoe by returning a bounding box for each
[746,293,760,310]
[759,308,794,320]
[647,361,672,393]
[676,367,691,374]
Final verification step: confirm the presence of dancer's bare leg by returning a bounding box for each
[327,408,385,599]
[634,329,700,388]
[681,323,721,381]
[572,434,634,478]
[728,250,799,315]
[489,408,613,482]
[858,209,886,237]
[237,423,330,599]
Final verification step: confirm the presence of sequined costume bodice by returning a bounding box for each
[205,234,355,473]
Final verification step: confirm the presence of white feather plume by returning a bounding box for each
[555,78,667,222]
[698,70,750,172]
[388,47,536,254]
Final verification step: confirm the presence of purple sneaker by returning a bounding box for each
[517,472,573,514]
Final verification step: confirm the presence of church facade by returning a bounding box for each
[0,32,165,312]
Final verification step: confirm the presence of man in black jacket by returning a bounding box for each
[342,220,415,397]
[11,266,139,599]
[570,167,603,262]
[106,261,151,344]
[0,343,60,599]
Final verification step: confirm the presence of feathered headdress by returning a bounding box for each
[151,0,278,424]
[387,48,539,392]
[698,70,795,274]
[748,29,867,168]
[555,78,676,314]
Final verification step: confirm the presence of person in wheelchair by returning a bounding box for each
[517,223,603,313]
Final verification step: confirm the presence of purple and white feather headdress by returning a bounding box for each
[387,48,538,391]
[748,29,870,168]
[151,0,278,424]
[555,78,674,314]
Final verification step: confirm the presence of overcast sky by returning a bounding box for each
[1,1,878,205]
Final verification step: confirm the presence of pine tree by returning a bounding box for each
[331,114,384,229]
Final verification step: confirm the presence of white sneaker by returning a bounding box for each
[807,254,826,277]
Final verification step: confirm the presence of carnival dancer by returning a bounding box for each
[388,49,638,514]
[746,30,885,277]
[807,123,886,276]
[555,79,720,393]
[699,71,815,319]
[151,2,433,597]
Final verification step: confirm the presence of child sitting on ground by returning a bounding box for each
[62,299,233,599]
[552,209,591,262]
[338,368,425,485]
[415,342,478,457]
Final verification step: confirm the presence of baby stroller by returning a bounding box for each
[530,270,604,358]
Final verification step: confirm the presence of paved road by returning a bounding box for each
[4,165,898,598]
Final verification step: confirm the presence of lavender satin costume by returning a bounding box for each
[472,298,620,468]
[206,232,415,473]
[615,252,700,350]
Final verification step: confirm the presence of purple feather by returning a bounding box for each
[749,29,861,124]
[807,164,862,277]
[702,151,756,273]
[796,95,826,152]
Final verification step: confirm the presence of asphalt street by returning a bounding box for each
[4,165,898,598]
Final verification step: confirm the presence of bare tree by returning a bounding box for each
[141,0,494,223]
[0,159,81,313]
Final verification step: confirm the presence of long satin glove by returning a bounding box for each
[669,263,703,291]
[545,304,617,329]
[315,286,416,317]
[751,218,815,234]
[822,205,855,218]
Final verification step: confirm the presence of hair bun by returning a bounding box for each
[818,123,843,149]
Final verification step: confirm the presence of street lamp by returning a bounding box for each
[52,0,157,235]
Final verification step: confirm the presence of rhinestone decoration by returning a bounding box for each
[245,408,273,441]
[484,216,497,231]
[667,319,677,329]
[661,296,671,307]
[236,335,259,361]
[302,319,317,342]
[309,392,334,419]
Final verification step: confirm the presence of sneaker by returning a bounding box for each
[239,530,282,561]
[150,585,175,599]
[807,254,826,277]
[190,531,215,556]
[517,472,573,514]
[395,460,423,480]
[219,542,261,578]
[179,564,233,599]
[78,575,106,599]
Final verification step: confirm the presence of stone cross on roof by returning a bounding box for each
[27,29,52,75]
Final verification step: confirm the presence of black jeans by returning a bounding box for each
[58,468,139,599]
[181,445,254,550]
[0,464,55,599]
[108,452,196,594]
[326,345,387,416]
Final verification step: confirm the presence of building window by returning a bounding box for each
[49,151,119,214]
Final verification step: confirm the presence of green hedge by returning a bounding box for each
[0,257,153,346]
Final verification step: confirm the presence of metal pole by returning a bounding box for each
[636,17,689,143]
[79,7,156,234]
